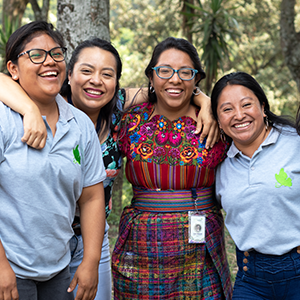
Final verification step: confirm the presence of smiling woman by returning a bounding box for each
[211,71,300,300]
[111,37,233,300]
[0,21,106,300]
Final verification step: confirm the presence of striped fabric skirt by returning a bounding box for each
[111,206,232,299]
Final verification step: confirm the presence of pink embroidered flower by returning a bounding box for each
[190,139,198,147]
[140,135,147,142]
[156,131,169,145]
[169,132,182,147]
[169,148,180,159]
[140,123,156,136]
[184,125,196,140]
[153,147,166,157]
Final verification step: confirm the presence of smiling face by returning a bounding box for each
[150,48,199,119]
[217,84,267,154]
[7,33,66,106]
[68,47,117,117]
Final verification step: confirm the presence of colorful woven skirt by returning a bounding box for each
[111,199,232,299]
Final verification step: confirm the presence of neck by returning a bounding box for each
[153,103,196,121]
[235,126,271,158]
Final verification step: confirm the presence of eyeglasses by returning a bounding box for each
[17,47,67,64]
[152,66,198,81]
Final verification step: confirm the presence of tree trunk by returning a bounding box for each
[56,0,110,58]
[280,0,300,93]
[2,0,29,28]
[29,0,50,21]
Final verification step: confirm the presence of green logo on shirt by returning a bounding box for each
[73,145,81,165]
[275,168,292,188]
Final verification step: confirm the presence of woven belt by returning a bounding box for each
[132,186,215,212]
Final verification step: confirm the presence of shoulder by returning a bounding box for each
[122,102,153,119]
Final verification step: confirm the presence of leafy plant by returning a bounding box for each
[0,15,19,72]
[183,0,240,94]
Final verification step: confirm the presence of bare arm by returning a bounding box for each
[0,73,47,149]
[124,87,148,109]
[193,91,219,149]
[0,240,19,300]
[68,182,105,300]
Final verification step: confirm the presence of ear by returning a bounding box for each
[68,70,72,83]
[262,103,266,117]
[218,120,223,130]
[7,61,19,81]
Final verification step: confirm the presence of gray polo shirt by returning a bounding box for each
[0,95,106,280]
[216,126,300,255]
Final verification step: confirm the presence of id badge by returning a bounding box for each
[188,211,206,243]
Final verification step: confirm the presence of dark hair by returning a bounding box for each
[60,38,122,139]
[144,37,206,103]
[5,21,65,71]
[296,106,300,135]
[211,71,295,142]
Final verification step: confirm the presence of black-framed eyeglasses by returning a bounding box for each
[152,66,198,81]
[17,47,67,64]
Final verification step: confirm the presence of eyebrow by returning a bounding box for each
[79,63,115,72]
[219,96,254,109]
[157,64,193,69]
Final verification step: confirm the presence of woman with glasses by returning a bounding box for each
[111,37,232,299]
[0,34,218,299]
[0,21,107,300]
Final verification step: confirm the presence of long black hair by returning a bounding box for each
[60,38,122,139]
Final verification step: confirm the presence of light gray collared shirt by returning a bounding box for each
[216,126,300,255]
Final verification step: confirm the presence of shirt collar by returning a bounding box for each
[55,93,74,122]
[227,126,280,158]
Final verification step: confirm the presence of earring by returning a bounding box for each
[13,76,17,80]
[150,86,155,93]
[68,80,70,85]
[220,128,227,143]
[264,113,269,131]
[193,87,201,95]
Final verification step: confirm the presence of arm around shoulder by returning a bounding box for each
[0,73,47,149]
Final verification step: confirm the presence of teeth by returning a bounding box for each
[235,122,250,128]
[86,90,103,95]
[167,89,181,94]
[40,71,57,77]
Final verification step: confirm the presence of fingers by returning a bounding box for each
[74,286,97,300]
[21,131,47,149]
[201,121,220,149]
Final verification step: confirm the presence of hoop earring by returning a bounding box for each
[220,128,226,143]
[193,87,201,95]
[264,113,269,131]
[150,86,155,93]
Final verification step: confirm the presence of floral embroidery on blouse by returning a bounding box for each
[119,102,226,170]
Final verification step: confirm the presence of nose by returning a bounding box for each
[235,107,245,119]
[169,71,182,83]
[90,74,103,85]
[43,52,56,65]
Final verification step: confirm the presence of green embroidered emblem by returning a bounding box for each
[73,145,81,165]
[275,168,292,188]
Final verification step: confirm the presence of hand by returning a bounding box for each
[195,104,220,149]
[68,262,98,300]
[21,109,47,149]
[0,263,19,300]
